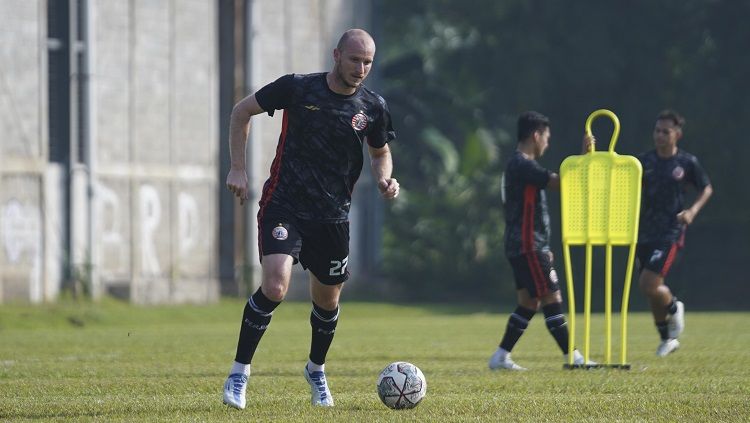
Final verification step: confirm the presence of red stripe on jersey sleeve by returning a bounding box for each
[259,110,289,208]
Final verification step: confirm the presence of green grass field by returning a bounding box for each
[1,299,748,422]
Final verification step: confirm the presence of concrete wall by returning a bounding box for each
[89,0,219,304]
[0,0,220,304]
[0,0,57,303]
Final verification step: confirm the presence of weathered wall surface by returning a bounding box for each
[89,0,219,304]
[0,0,55,303]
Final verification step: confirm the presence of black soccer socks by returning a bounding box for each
[666,297,678,315]
[543,302,571,353]
[499,306,536,352]
[309,302,340,365]
[234,288,281,364]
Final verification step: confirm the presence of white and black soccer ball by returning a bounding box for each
[376,361,427,409]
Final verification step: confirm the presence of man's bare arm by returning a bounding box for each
[368,143,399,199]
[226,94,265,205]
[677,184,713,225]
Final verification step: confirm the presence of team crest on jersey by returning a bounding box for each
[351,112,368,131]
[272,224,288,241]
[672,166,685,181]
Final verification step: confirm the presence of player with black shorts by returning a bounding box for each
[488,111,591,370]
[636,110,712,357]
[223,29,400,409]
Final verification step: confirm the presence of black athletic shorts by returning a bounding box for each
[257,205,350,285]
[507,251,560,298]
[637,238,684,277]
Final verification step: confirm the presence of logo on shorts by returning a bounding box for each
[649,249,664,263]
[272,224,288,241]
[672,166,685,181]
[549,269,559,283]
[351,112,368,131]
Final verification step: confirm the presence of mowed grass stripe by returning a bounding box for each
[1,300,748,421]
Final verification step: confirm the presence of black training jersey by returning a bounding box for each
[503,150,552,257]
[254,73,395,222]
[638,149,711,243]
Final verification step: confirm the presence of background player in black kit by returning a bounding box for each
[223,29,399,409]
[637,110,712,357]
[488,111,591,370]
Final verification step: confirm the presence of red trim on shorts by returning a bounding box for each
[257,110,290,260]
[661,229,686,277]
[660,243,679,277]
[256,210,264,260]
[526,252,548,296]
[521,185,536,254]
[521,185,546,295]
[676,228,686,248]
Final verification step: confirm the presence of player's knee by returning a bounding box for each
[540,291,562,305]
[313,297,339,311]
[261,283,287,302]
[639,278,659,296]
[519,298,539,311]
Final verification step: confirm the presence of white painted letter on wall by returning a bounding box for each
[1,199,42,301]
[95,182,126,273]
[178,192,198,258]
[139,184,161,276]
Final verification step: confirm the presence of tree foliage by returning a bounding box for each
[378,0,750,306]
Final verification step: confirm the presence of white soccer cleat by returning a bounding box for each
[565,349,598,366]
[656,338,680,357]
[667,300,685,339]
[223,373,248,409]
[304,366,334,407]
[488,348,527,371]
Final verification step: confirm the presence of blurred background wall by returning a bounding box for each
[1,0,54,303]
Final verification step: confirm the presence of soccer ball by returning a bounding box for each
[376,361,427,409]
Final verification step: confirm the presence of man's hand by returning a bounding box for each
[676,209,695,225]
[583,134,596,153]
[226,168,249,205]
[378,178,400,199]
[677,185,712,227]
